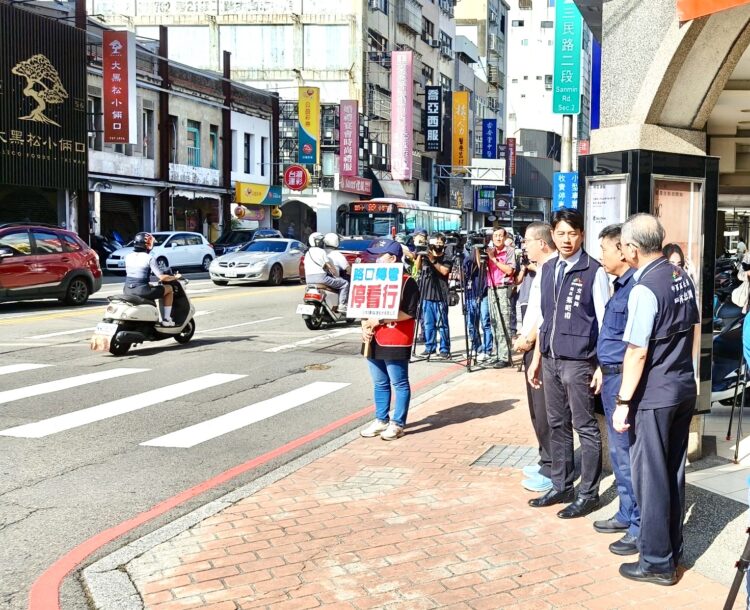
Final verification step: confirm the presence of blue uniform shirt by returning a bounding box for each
[597,268,636,366]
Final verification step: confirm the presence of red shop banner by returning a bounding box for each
[103,30,137,144]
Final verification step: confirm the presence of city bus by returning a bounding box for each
[338,198,462,237]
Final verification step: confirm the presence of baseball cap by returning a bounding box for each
[367,238,403,260]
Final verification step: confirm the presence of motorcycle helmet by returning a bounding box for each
[308,232,325,248]
[133,232,154,252]
[323,233,340,249]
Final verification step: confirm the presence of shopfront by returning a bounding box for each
[170,190,222,241]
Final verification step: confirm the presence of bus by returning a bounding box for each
[338,199,462,237]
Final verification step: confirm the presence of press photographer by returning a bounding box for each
[414,233,452,359]
[483,227,516,368]
[463,234,493,361]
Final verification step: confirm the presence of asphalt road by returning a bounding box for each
[0,274,467,610]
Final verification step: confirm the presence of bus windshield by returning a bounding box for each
[346,214,395,236]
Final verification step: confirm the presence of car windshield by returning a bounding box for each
[220,230,256,245]
[240,241,287,253]
[339,239,374,252]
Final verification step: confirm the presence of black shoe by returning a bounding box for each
[609,533,639,556]
[594,516,629,534]
[619,562,676,586]
[420,350,435,357]
[494,360,509,369]
[528,488,574,508]
[437,352,451,360]
[557,496,600,519]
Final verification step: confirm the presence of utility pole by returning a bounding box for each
[561,114,573,173]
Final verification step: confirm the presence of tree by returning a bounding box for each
[11,54,68,127]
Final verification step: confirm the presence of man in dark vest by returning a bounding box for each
[527,208,610,518]
[613,213,699,586]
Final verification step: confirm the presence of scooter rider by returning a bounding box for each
[324,232,351,280]
[304,232,349,314]
[124,232,179,326]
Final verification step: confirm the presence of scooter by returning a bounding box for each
[90,274,196,356]
[297,283,350,330]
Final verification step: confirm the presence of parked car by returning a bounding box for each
[209,238,306,286]
[0,223,102,305]
[212,228,283,256]
[298,237,377,282]
[106,231,215,273]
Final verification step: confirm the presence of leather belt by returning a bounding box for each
[600,364,623,375]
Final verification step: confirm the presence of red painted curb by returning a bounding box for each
[29,363,462,610]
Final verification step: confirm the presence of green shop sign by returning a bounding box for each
[552,0,583,115]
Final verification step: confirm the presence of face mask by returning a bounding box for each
[378,254,395,263]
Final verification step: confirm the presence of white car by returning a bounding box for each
[209,238,305,286]
[106,232,215,273]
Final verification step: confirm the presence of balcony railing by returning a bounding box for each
[187,145,201,167]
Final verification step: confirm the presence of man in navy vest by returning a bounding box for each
[527,209,610,518]
[592,224,640,556]
[613,214,699,586]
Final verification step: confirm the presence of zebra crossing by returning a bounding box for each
[0,363,349,446]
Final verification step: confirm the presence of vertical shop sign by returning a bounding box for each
[339,100,359,177]
[424,86,442,152]
[552,0,583,114]
[506,137,517,176]
[103,30,137,143]
[298,86,320,165]
[390,51,413,180]
[451,90,469,169]
[482,119,497,159]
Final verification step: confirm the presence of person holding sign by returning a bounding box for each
[358,239,421,441]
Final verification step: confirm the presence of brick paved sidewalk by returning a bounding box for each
[126,367,742,610]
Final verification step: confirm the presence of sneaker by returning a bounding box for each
[420,350,435,357]
[522,464,541,478]
[521,474,553,492]
[380,422,404,441]
[160,319,176,327]
[477,352,490,362]
[360,419,389,437]
[437,352,451,360]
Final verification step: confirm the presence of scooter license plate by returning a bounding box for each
[296,304,315,315]
[94,322,118,338]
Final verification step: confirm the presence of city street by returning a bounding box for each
[0,276,464,610]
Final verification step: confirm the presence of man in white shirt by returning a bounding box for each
[304,232,349,313]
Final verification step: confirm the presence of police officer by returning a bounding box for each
[591,224,640,555]
[614,214,699,586]
[527,209,610,518]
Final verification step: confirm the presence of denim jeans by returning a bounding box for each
[467,296,493,354]
[367,358,411,427]
[422,299,450,354]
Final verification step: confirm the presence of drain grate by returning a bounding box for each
[472,444,539,469]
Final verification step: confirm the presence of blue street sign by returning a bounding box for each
[482,119,497,159]
[553,171,579,210]
[475,186,495,213]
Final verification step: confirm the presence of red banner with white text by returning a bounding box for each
[102,30,137,144]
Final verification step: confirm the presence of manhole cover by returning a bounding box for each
[472,444,539,469]
[305,364,331,371]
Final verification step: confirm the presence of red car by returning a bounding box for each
[298,237,378,283]
[0,223,103,305]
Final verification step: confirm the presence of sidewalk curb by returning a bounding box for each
[81,369,468,610]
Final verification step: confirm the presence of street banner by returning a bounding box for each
[451,90,469,169]
[298,86,320,165]
[339,175,372,195]
[390,51,413,180]
[552,0,583,114]
[506,137,517,176]
[425,85,442,152]
[103,30,137,143]
[482,119,497,159]
[553,171,579,210]
[339,100,358,176]
[347,263,404,319]
[678,0,750,21]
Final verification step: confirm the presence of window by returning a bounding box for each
[439,73,452,91]
[0,230,31,255]
[209,124,219,170]
[142,108,154,159]
[370,0,387,14]
[512,19,524,26]
[500,14,505,34]
[511,78,518,84]
[545,74,553,90]
[536,75,542,80]
[519,0,532,8]
[541,20,553,28]
[421,17,434,43]
[523,75,528,80]
[521,39,529,46]
[168,115,178,163]
[261,136,268,177]
[423,65,434,85]
[187,120,201,167]
[304,25,350,69]
[186,235,203,246]
[368,29,388,53]
[61,234,82,252]
[439,30,452,48]
[244,133,255,174]
[87,96,102,151]
[32,231,64,254]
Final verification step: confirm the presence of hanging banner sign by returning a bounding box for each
[552,0,583,114]
[235,182,281,205]
[390,50,413,180]
[424,86,442,152]
[482,119,497,159]
[451,90,469,169]
[339,100,359,177]
[506,137,517,176]
[103,30,137,143]
[677,0,750,21]
[298,86,320,165]
[339,175,373,196]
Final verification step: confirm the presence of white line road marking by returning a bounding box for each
[0,373,246,438]
[193,310,213,317]
[141,381,349,448]
[198,317,283,333]
[0,364,50,376]
[28,327,96,339]
[0,368,148,405]
[264,328,360,353]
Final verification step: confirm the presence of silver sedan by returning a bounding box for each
[208,238,305,286]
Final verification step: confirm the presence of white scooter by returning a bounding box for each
[91,275,196,356]
[297,283,350,330]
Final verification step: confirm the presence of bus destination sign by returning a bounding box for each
[351,203,394,214]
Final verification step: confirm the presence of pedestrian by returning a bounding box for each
[463,242,493,360]
[737,238,747,257]
[286,222,296,239]
[527,208,609,518]
[485,227,515,367]
[359,239,421,441]
[591,224,640,556]
[414,233,452,359]
[513,221,557,493]
[613,213,699,586]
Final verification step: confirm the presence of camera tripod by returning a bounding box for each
[723,526,750,610]
[410,257,453,363]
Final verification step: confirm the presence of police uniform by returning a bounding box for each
[623,258,699,574]
[597,267,639,536]
[538,250,606,502]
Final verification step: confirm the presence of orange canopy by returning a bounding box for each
[678,0,750,21]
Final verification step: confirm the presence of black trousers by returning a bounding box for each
[524,349,552,478]
[630,398,694,573]
[541,356,602,498]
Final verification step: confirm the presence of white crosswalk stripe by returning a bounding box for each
[0,373,245,438]
[0,368,148,405]
[141,381,349,448]
[0,363,50,376]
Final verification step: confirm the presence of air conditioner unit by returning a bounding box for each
[441,45,454,59]
[369,0,380,9]
[429,40,441,48]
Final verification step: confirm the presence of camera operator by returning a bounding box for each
[484,227,516,367]
[414,232,452,358]
[464,237,493,361]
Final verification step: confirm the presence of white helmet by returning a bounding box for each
[323,233,340,249]
[308,232,324,247]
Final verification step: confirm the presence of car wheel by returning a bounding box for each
[156,257,169,272]
[213,280,229,286]
[175,319,195,344]
[201,255,212,272]
[109,338,131,356]
[64,277,90,306]
[268,264,283,286]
